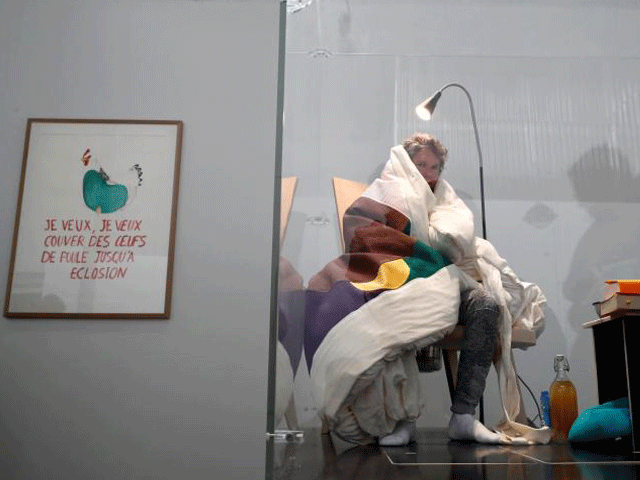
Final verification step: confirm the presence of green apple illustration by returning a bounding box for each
[81,148,142,214]
[82,169,129,214]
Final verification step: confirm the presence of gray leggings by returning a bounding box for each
[451,288,500,415]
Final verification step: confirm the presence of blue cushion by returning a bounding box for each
[568,397,631,442]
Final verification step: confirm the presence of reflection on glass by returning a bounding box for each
[274,257,305,430]
[287,0,313,14]
[271,0,640,477]
[274,177,305,432]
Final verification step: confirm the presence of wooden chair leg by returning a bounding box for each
[443,349,459,404]
[321,416,330,435]
[320,423,337,476]
[284,394,299,431]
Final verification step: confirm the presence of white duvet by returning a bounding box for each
[311,145,551,444]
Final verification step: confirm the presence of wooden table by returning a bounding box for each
[583,312,640,454]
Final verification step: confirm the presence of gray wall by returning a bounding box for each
[0,1,281,479]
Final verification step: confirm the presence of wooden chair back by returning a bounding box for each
[280,176,298,245]
[332,177,368,252]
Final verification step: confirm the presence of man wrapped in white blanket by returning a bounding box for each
[364,133,551,445]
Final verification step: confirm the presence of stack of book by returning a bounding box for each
[593,279,640,317]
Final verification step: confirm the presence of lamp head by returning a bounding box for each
[415,90,442,121]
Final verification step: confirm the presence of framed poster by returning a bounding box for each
[4,119,183,319]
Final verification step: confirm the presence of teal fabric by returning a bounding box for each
[568,397,631,442]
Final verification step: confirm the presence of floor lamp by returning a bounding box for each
[415,82,488,423]
[415,82,487,241]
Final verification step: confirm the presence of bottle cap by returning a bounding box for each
[554,354,569,372]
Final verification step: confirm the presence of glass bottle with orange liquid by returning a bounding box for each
[549,354,578,441]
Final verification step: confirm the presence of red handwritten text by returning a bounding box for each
[70,267,128,280]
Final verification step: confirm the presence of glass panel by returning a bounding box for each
[269,0,640,477]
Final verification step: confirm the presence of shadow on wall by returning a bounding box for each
[563,144,640,332]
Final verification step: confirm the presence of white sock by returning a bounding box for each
[379,420,416,446]
[448,413,528,445]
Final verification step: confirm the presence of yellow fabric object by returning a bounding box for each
[351,259,410,291]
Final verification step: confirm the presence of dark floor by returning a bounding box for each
[268,428,640,479]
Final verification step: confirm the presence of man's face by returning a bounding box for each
[412,148,441,191]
